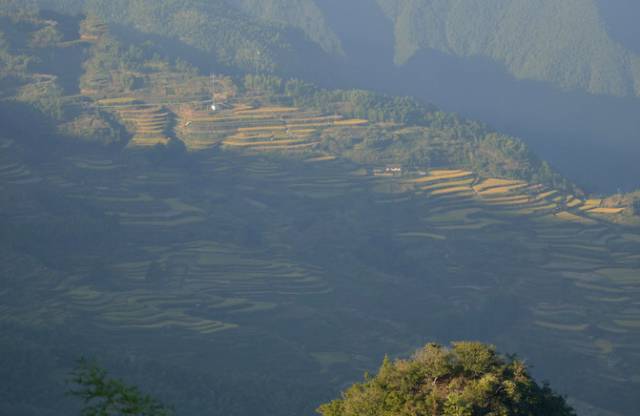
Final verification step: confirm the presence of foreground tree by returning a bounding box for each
[68,359,173,416]
[318,342,576,416]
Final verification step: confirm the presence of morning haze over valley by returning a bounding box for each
[1,1,640,415]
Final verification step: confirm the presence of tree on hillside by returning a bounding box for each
[68,359,173,416]
[318,342,576,416]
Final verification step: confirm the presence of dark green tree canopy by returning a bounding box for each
[68,359,173,416]
[318,342,576,416]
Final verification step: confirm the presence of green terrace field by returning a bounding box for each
[0,139,41,187]
[2,133,640,414]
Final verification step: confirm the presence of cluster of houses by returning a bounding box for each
[371,164,403,177]
[370,165,430,177]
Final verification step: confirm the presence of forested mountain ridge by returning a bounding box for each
[33,0,332,74]
[376,0,640,97]
[230,0,343,56]
[33,0,640,98]
[222,0,640,98]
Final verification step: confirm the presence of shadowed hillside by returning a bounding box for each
[2,4,640,416]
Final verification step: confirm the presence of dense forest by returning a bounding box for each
[375,0,640,97]
[34,0,327,74]
[319,342,576,416]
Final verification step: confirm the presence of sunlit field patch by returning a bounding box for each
[534,321,589,331]
[411,170,474,183]
[589,207,625,215]
[552,211,598,225]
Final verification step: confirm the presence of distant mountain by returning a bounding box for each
[376,0,640,97]
[227,0,640,98]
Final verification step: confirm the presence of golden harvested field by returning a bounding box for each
[481,195,531,205]
[129,136,170,147]
[420,177,475,191]
[103,102,173,148]
[590,207,625,214]
[473,178,526,193]
[96,97,139,105]
[411,170,474,183]
[552,211,598,224]
[333,119,368,126]
[566,196,583,208]
[305,155,336,163]
[180,103,362,152]
[536,190,559,200]
[430,185,474,196]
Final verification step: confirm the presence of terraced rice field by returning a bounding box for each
[0,139,41,187]
[3,130,639,411]
[1,150,342,336]
[57,237,329,334]
[178,103,367,152]
[376,169,639,398]
[96,98,174,148]
[403,169,627,223]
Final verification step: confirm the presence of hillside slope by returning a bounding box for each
[2,6,640,416]
[35,0,331,74]
[230,0,343,56]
